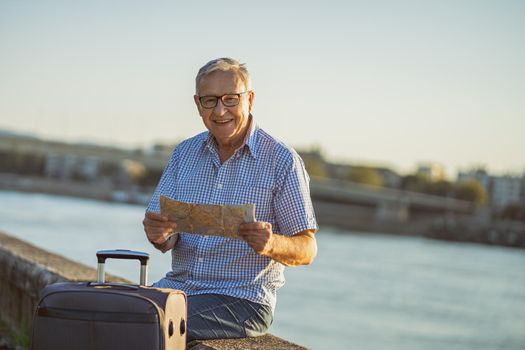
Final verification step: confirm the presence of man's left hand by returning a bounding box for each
[238,221,274,256]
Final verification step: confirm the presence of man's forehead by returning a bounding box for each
[198,70,245,94]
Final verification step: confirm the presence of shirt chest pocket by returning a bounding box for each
[234,180,275,221]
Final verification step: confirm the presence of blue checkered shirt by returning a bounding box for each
[147,117,318,310]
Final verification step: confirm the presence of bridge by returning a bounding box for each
[310,177,477,235]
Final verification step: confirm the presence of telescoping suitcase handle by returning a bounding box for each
[96,249,150,286]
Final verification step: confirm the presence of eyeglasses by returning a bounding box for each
[198,91,248,109]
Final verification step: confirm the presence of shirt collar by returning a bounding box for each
[244,115,258,159]
[203,114,258,159]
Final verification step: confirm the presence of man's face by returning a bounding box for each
[194,70,254,147]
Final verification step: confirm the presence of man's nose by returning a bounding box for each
[213,99,228,115]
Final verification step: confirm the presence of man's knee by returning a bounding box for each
[186,294,272,341]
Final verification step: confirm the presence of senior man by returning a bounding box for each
[143,57,318,341]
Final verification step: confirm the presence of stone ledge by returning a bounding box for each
[188,334,308,350]
[0,231,307,349]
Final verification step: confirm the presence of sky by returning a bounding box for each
[0,0,524,177]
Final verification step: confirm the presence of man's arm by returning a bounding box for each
[238,222,317,266]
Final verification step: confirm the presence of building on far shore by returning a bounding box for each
[44,153,99,181]
[491,175,523,210]
[458,168,491,194]
[458,168,524,210]
[417,162,446,182]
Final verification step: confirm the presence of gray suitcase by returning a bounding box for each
[31,250,187,350]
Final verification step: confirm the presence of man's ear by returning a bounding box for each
[194,95,203,116]
[248,90,255,112]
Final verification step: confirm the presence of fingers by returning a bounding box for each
[145,211,168,222]
[143,211,177,228]
[238,221,273,255]
[238,222,272,240]
[143,211,177,244]
[144,218,177,228]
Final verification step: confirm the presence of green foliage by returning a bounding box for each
[401,174,430,192]
[347,166,384,187]
[97,161,121,177]
[0,151,45,176]
[13,324,30,349]
[299,145,328,179]
[401,174,487,204]
[453,180,487,204]
[0,319,30,350]
[138,168,164,187]
[425,180,454,197]
[303,157,328,178]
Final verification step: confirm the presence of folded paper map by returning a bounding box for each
[159,196,256,239]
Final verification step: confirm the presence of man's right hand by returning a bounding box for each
[143,212,178,249]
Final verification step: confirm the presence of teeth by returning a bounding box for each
[215,120,232,124]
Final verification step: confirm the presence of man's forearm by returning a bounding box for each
[262,230,317,266]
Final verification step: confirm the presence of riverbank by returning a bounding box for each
[313,199,525,249]
[0,173,149,204]
[2,173,524,249]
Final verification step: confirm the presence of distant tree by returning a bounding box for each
[98,161,121,177]
[303,157,328,178]
[401,174,455,198]
[153,142,178,153]
[138,168,164,187]
[0,151,16,173]
[299,145,328,179]
[425,180,454,197]
[347,166,383,187]
[0,151,45,176]
[453,180,487,204]
[400,174,429,192]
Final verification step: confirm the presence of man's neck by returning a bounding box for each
[215,116,252,163]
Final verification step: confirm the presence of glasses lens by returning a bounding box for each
[200,96,218,108]
[222,94,240,107]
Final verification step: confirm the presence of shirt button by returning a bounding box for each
[198,257,204,262]
[217,183,223,189]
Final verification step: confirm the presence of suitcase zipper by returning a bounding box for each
[37,306,158,323]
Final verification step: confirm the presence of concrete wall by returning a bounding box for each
[0,231,99,330]
[0,231,306,350]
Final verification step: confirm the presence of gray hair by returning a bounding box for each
[195,57,252,94]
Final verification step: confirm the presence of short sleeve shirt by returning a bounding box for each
[147,117,318,310]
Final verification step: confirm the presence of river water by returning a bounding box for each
[1,191,524,350]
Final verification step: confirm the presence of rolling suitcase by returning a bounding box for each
[31,249,187,350]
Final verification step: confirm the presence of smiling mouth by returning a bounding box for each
[214,119,233,125]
